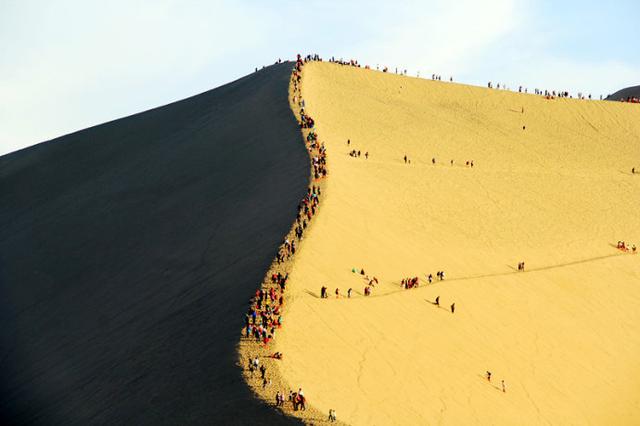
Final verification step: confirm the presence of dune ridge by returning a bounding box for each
[238,57,346,425]
[273,61,640,425]
[0,62,308,425]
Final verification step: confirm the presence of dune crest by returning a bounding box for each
[275,61,640,425]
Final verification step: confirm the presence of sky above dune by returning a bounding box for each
[1,0,638,155]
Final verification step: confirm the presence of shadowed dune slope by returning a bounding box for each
[606,85,640,101]
[0,62,307,425]
[277,62,640,425]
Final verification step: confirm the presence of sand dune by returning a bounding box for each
[0,62,306,425]
[607,85,640,101]
[276,62,640,425]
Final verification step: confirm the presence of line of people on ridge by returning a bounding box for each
[244,53,331,419]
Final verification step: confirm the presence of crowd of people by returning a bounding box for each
[242,53,334,420]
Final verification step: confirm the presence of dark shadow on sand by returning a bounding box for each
[0,62,306,425]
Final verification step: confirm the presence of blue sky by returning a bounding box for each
[1,0,638,155]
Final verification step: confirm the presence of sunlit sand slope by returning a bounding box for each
[277,62,640,425]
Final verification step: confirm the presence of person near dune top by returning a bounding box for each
[451,303,455,313]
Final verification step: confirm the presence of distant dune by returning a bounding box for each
[606,84,640,101]
[276,62,640,425]
[0,62,307,425]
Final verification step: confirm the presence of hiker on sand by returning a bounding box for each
[329,409,337,422]
[335,288,340,298]
[348,288,353,298]
[321,286,327,298]
[260,364,267,379]
[404,155,408,164]
[450,303,455,313]
[502,380,506,393]
[486,371,492,382]
[435,296,440,306]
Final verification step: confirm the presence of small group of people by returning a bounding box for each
[517,261,526,271]
[433,295,455,313]
[401,276,420,289]
[617,241,637,253]
[349,149,368,159]
[486,371,507,393]
[329,56,360,67]
[615,96,640,103]
[290,389,306,411]
[274,388,307,411]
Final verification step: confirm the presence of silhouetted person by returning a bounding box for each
[435,296,440,306]
[450,303,455,313]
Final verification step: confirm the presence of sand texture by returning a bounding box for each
[275,62,640,425]
[0,62,307,425]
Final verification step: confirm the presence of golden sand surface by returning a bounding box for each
[275,62,640,425]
